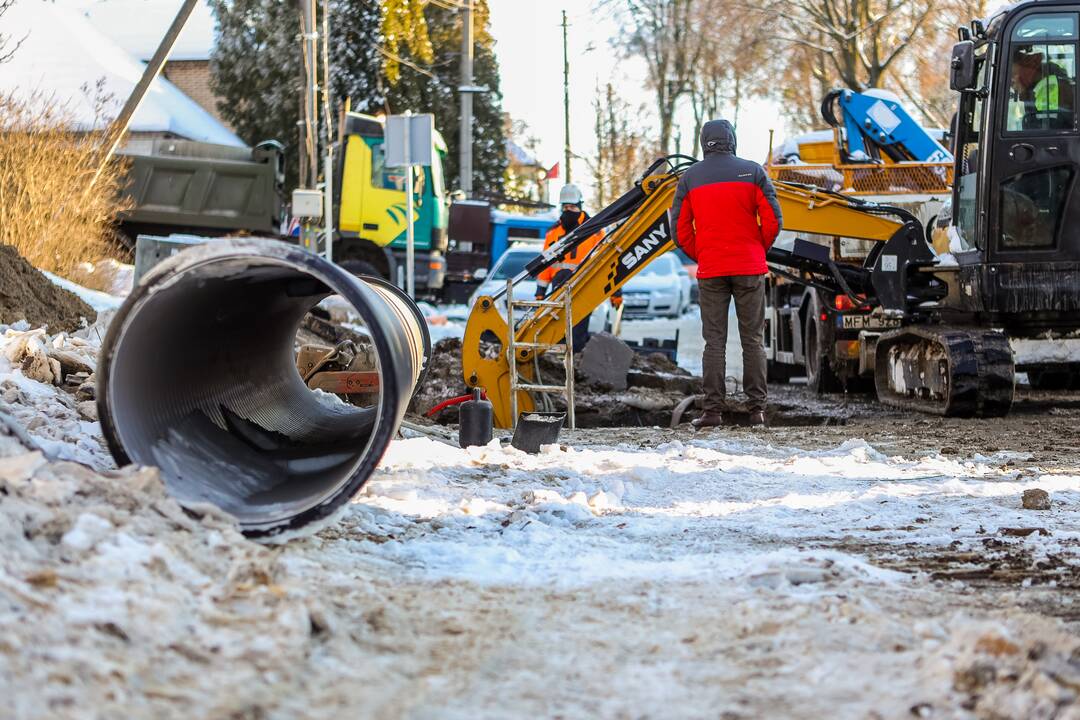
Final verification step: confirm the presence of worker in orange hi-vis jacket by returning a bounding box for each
[534,184,617,350]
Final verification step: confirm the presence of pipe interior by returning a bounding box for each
[107,258,383,526]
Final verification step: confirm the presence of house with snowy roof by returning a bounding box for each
[55,0,227,129]
[0,1,240,146]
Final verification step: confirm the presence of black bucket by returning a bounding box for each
[510,411,566,453]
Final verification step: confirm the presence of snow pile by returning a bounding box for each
[0,280,1075,715]
[1013,333,1080,365]
[922,618,1080,717]
[42,271,125,313]
[418,302,469,344]
[0,448,367,719]
[0,314,112,470]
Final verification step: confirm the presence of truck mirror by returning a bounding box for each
[475,267,488,280]
[950,41,976,91]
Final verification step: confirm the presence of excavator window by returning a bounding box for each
[1006,14,1078,132]
[1000,165,1073,248]
[955,50,987,249]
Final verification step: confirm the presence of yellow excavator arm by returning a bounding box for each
[463,160,911,428]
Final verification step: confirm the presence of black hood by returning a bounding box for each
[701,119,736,155]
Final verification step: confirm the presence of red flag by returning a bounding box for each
[544,162,560,180]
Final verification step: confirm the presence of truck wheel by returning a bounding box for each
[339,259,383,280]
[805,315,842,394]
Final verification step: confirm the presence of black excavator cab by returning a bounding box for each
[950,2,1080,330]
[859,1,1080,417]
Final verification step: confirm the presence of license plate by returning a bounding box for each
[625,298,648,307]
[841,314,902,330]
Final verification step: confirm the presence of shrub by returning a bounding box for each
[0,90,129,278]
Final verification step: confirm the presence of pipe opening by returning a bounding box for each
[99,241,427,537]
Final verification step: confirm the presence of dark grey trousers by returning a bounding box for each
[698,274,767,413]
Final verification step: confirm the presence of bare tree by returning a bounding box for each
[687,2,770,144]
[775,41,835,133]
[589,83,655,206]
[901,0,989,127]
[606,0,715,153]
[0,0,25,64]
[769,0,936,91]
[504,115,546,202]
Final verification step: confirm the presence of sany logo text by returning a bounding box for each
[620,223,668,271]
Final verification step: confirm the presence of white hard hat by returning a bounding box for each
[559,184,583,206]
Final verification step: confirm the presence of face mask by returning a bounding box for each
[560,209,581,232]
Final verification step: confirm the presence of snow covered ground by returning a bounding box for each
[2,277,1080,717]
[3,341,1080,717]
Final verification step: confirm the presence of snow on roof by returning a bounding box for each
[53,0,217,61]
[507,139,542,167]
[0,2,243,147]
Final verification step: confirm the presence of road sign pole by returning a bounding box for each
[404,111,415,298]
[386,112,432,300]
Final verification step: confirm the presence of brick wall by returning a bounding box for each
[162,60,233,131]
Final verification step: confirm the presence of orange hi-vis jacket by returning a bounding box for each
[537,212,604,288]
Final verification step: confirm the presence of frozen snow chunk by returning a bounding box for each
[0,451,46,485]
[588,490,622,513]
[459,497,506,516]
[61,512,113,551]
[3,328,62,384]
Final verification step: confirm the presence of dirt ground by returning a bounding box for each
[0,245,96,333]
[578,381,1080,625]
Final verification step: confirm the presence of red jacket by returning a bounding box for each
[671,120,782,278]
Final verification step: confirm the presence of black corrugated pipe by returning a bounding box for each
[97,239,430,538]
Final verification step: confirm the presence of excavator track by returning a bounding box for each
[874,326,1014,418]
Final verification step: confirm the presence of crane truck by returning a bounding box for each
[765,89,954,391]
[463,0,1080,427]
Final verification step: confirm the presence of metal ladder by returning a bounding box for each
[505,279,576,430]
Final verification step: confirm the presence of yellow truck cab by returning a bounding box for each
[335,112,449,293]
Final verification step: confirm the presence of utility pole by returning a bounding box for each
[321,0,334,263]
[562,10,571,184]
[459,1,474,196]
[301,0,319,190]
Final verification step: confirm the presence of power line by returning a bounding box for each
[376,44,439,80]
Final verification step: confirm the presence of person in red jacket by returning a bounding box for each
[671,119,782,428]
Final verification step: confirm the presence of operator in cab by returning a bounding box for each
[1009,45,1074,130]
[671,119,782,428]
[535,183,612,349]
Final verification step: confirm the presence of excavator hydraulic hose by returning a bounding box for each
[96,239,429,538]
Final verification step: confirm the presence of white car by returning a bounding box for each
[619,251,692,318]
[469,246,611,332]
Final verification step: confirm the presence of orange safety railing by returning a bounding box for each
[768,161,953,196]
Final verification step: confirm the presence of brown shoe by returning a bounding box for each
[691,412,724,429]
[748,410,766,427]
